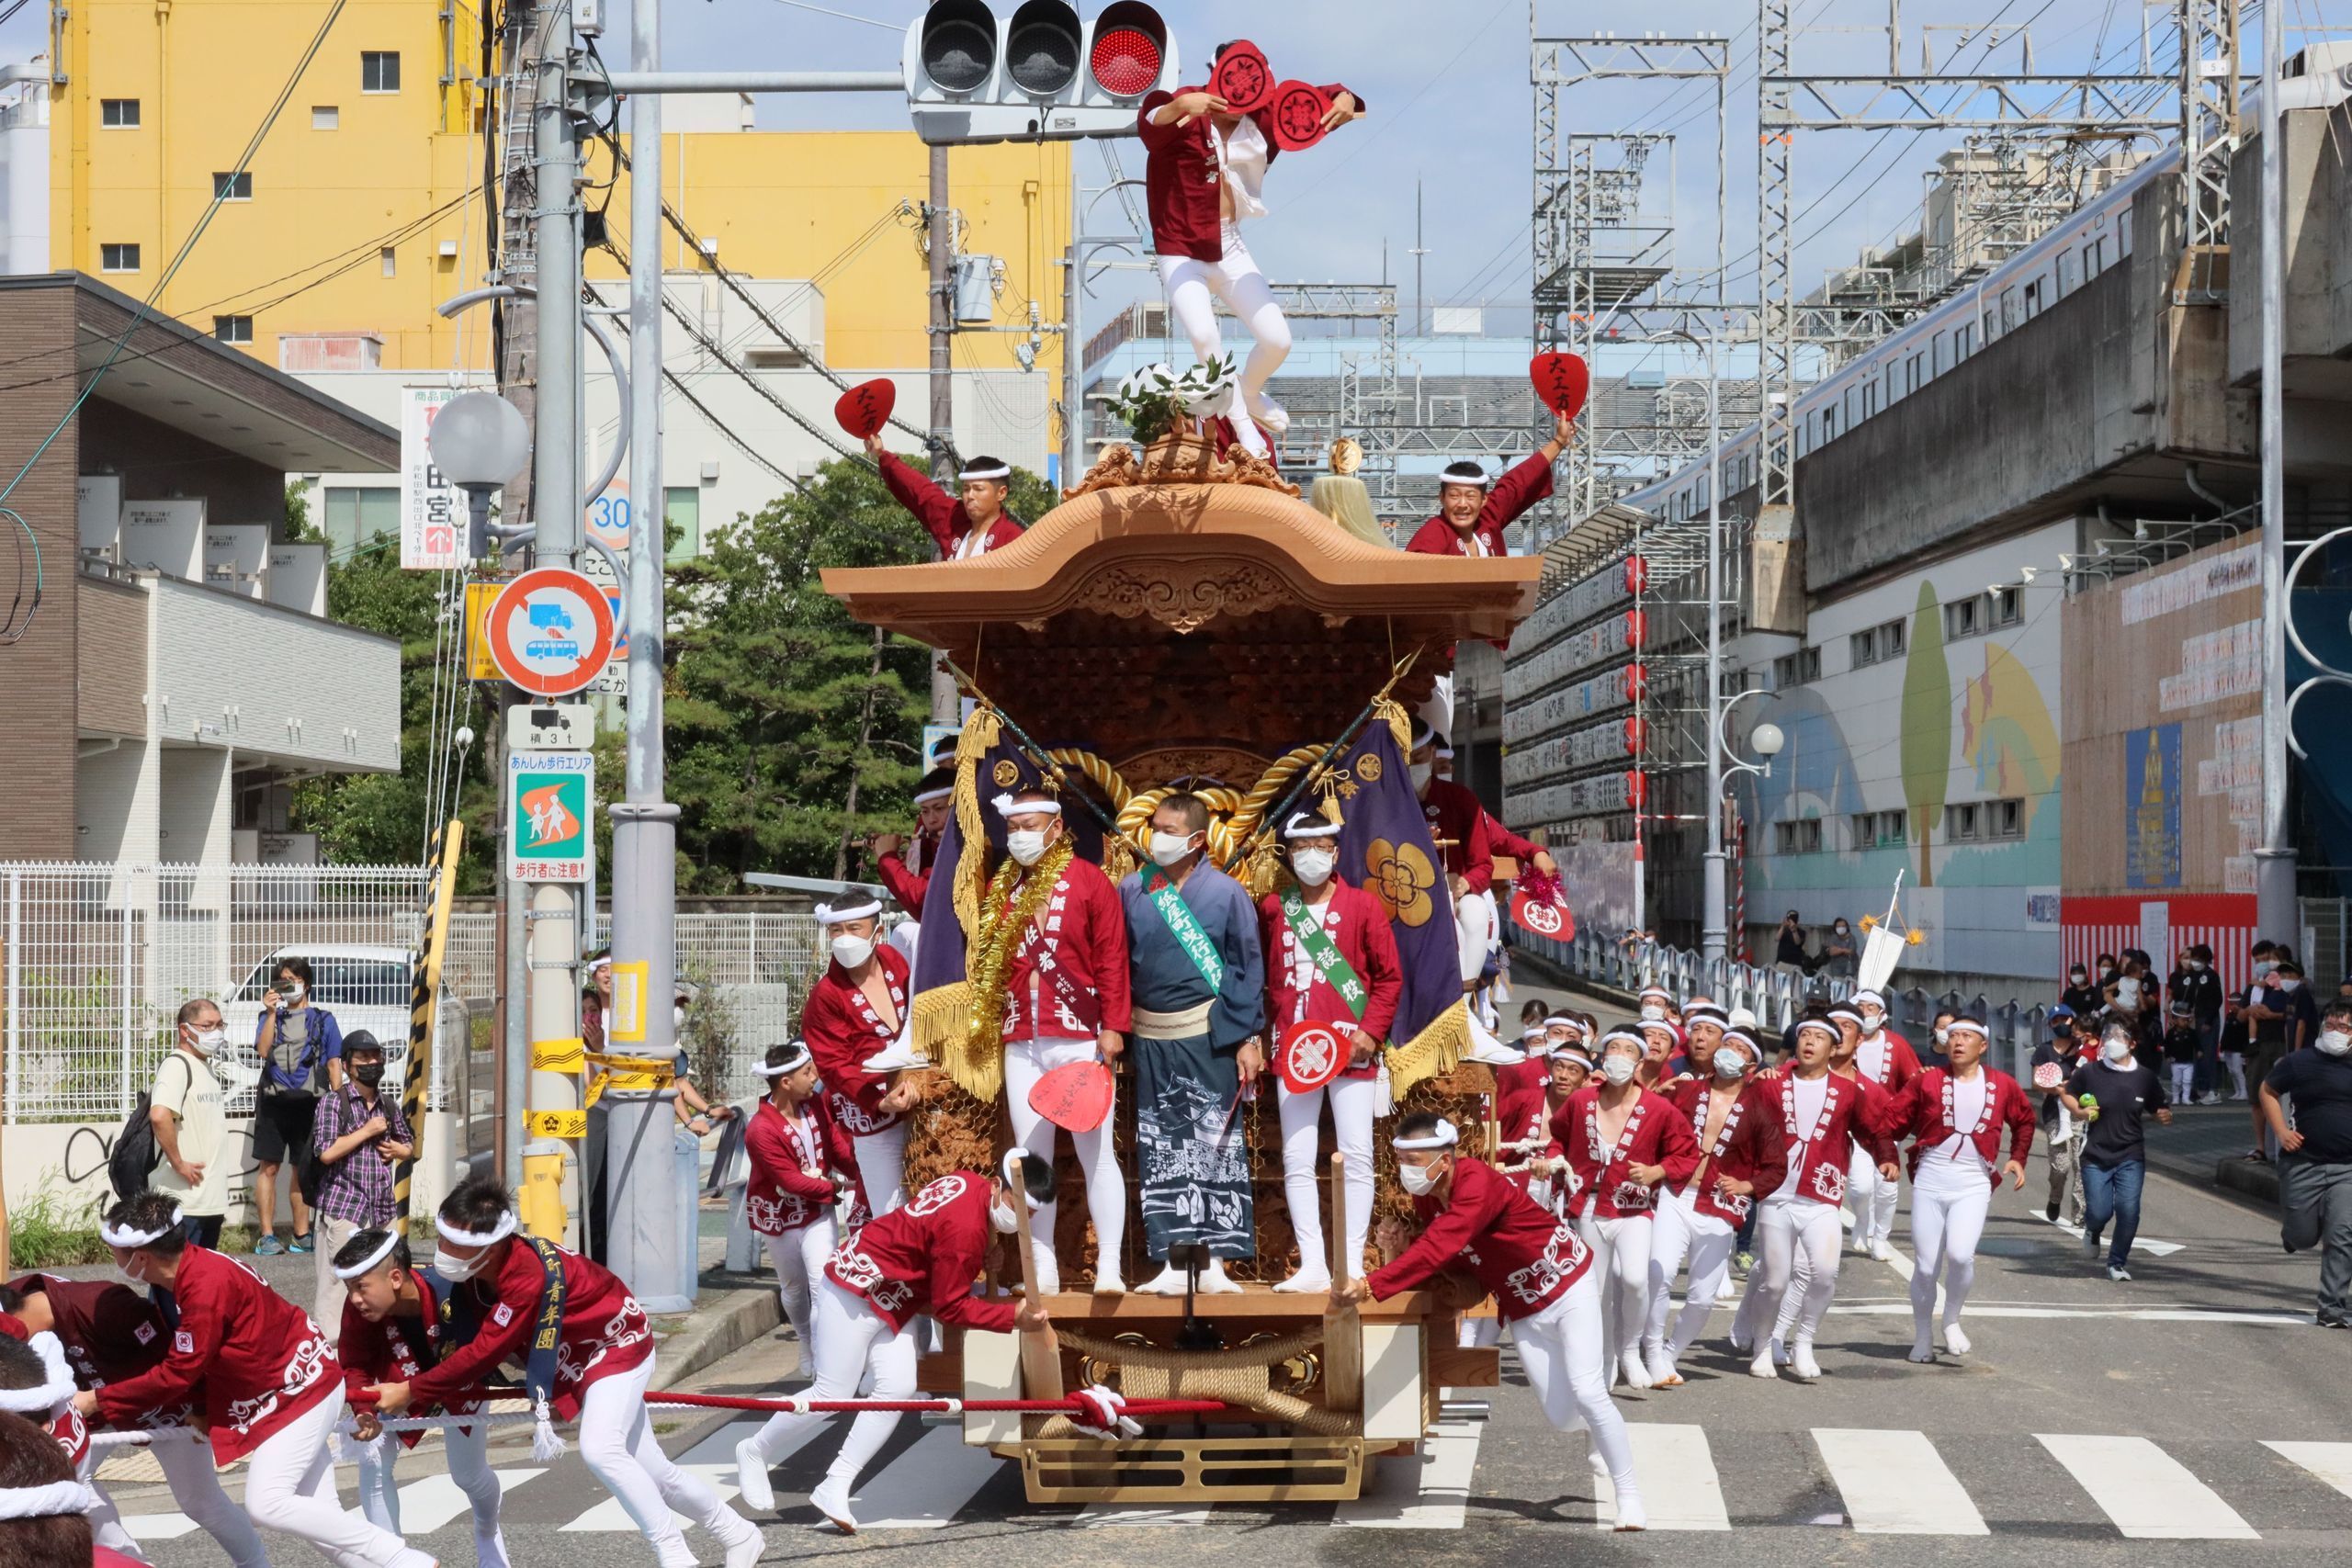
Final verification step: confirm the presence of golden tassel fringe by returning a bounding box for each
[1383,996,1471,1101]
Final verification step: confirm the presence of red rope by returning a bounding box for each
[378,1387,1236,1418]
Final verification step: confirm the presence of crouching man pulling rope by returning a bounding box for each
[368,1177,763,1568]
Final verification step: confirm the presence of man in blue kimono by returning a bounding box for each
[1120,793,1269,1295]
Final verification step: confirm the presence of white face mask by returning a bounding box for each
[1713,1047,1747,1079]
[1600,1054,1638,1086]
[2318,1030,2352,1057]
[2256,961,2278,977]
[1397,1161,1441,1196]
[830,934,875,970]
[1005,829,1049,866]
[2278,977,2302,993]
[2101,1038,2132,1065]
[434,1246,489,1280]
[1639,1002,1666,1022]
[1408,761,1432,793]
[1290,848,1336,887]
[190,1026,225,1055]
[2070,971,2087,985]
[1934,1025,1951,1046]
[1860,1011,1884,1036]
[989,1202,1020,1235]
[2189,959,2207,971]
[1148,830,1195,868]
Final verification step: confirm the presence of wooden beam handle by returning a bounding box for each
[1008,1187,1065,1400]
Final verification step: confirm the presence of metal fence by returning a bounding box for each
[1515,927,2058,1083]
[0,864,829,1124]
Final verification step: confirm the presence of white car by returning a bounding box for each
[216,943,416,1114]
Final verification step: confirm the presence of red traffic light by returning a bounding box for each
[919,0,997,95]
[1090,2,1166,99]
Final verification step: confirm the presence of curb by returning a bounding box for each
[650,1276,783,1391]
[2212,1156,2281,1207]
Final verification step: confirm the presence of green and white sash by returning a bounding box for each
[1279,888,1369,1021]
[1143,867,1225,992]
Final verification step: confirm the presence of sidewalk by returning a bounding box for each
[2146,1099,2282,1205]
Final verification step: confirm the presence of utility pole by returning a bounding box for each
[1409,181,1428,337]
[927,143,960,728]
[2254,0,2295,943]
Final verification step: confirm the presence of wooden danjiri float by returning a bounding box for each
[820,431,1542,1504]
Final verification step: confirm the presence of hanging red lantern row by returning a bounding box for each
[1623,716,1646,755]
[1621,662,1648,702]
[1623,610,1646,649]
[1624,770,1647,807]
[1624,555,1648,595]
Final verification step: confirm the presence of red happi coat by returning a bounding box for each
[95,1248,337,1464]
[1549,1085,1701,1220]
[824,1173,1018,1335]
[1851,1030,1925,1095]
[1366,1157,1594,1322]
[1494,1057,1552,1159]
[876,840,934,919]
[1663,1077,1789,1224]
[876,450,1023,560]
[1417,777,1498,893]
[1402,451,1556,558]
[1258,878,1405,1079]
[800,944,912,1142]
[339,1272,484,1450]
[1135,83,1363,262]
[1758,1070,1901,1206]
[743,1096,841,1235]
[997,856,1133,1043]
[1893,1066,2038,1184]
[6,1272,187,1431]
[409,1240,651,1421]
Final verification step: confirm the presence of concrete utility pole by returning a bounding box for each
[605,0,689,1310]
[2253,0,2296,944]
[927,143,962,727]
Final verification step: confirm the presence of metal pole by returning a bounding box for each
[534,27,580,566]
[1061,206,1082,485]
[606,0,684,1292]
[2255,0,2296,944]
[927,144,962,728]
[1700,334,1726,964]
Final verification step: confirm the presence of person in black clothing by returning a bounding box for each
[2060,1021,2172,1280]
[2244,957,2320,1159]
[2169,943,2226,1103]
[2060,962,2104,1025]
[2161,999,2202,1109]
[2030,1007,2087,1225]
[1774,911,1811,976]
[2264,999,2352,1327]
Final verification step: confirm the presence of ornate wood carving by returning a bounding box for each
[1116,746,1273,791]
[1073,560,1289,634]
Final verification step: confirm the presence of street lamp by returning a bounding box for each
[1709,690,1780,971]
[425,389,531,561]
[1650,324,1727,965]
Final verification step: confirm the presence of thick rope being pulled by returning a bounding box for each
[1047,1323,1357,1438]
[1052,1323,1325,1372]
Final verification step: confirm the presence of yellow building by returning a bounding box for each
[44,0,1070,378]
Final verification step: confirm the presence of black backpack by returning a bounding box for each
[109,1055,192,1202]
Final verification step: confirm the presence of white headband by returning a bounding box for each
[911,784,954,807]
[0,1480,100,1521]
[1947,1019,1989,1039]
[435,1210,518,1247]
[1549,1043,1594,1064]
[1796,1017,1838,1039]
[1392,1118,1460,1151]
[992,793,1060,819]
[1721,1029,1758,1054]
[0,1333,76,1416]
[815,900,881,926]
[1544,1015,1575,1028]
[331,1230,404,1281]
[1283,812,1341,840]
[1439,468,1493,490]
[99,1207,183,1248]
[960,461,1011,481]
[1852,990,1885,1010]
[1000,1148,1046,1209]
[1600,1028,1645,1055]
[755,1043,813,1078]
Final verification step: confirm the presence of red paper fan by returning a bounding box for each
[833,378,896,440]
[1211,41,1272,114]
[1275,1021,1350,1094]
[1028,1059,1114,1133]
[1530,351,1590,419]
[1268,80,1332,152]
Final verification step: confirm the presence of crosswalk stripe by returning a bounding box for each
[1333,1416,1483,1529]
[396,1468,545,1534]
[677,1414,833,1469]
[1074,1503,1216,1526]
[2025,1210,2185,1257]
[845,1426,1001,1528]
[2037,1434,2259,1539]
[2264,1440,2352,1502]
[560,1463,740,1532]
[1814,1428,1988,1535]
[1596,1423,1728,1530]
[120,1511,200,1542]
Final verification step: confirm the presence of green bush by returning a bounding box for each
[7,1186,111,1268]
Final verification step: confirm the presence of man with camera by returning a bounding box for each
[309,1032,413,1339]
[253,956,345,1257]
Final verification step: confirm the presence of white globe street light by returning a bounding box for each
[1751,721,1786,760]
[426,389,532,560]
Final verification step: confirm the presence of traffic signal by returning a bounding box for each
[903,1,1179,145]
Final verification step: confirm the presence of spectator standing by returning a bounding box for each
[2161,1000,2202,1109]
[2060,962,2105,1026]
[1923,1006,1960,1073]
[2061,1022,2172,1280]
[2030,1007,2087,1225]
[253,956,345,1256]
[2263,999,2352,1327]
[308,1032,414,1340]
[1773,911,1810,977]
[2243,957,2318,1159]
[2169,943,2226,1102]
[1820,918,1858,979]
[150,999,231,1246]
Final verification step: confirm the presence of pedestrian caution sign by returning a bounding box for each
[507,751,594,884]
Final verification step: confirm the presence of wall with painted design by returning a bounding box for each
[1737,519,2072,992]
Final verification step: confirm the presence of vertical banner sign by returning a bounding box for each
[610,959,650,1043]
[394,819,466,1222]
[507,751,595,884]
[401,387,465,570]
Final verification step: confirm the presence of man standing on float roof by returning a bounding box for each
[1120,792,1269,1295]
[1405,409,1576,557]
[865,432,1023,559]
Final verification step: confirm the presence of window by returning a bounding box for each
[212,171,254,201]
[2086,237,2107,279]
[1773,646,1822,688]
[1956,321,1975,358]
[1850,630,1878,668]
[2058,248,2079,296]
[211,315,253,344]
[663,485,701,562]
[1854,810,1906,848]
[1999,287,2018,333]
[101,98,140,128]
[1881,617,1905,658]
[1878,810,1909,845]
[1944,595,1983,640]
[1946,802,1981,841]
[1933,331,1949,376]
[312,105,339,130]
[361,51,401,93]
[2023,278,2042,320]
[379,246,396,277]
[1993,798,2026,839]
[1992,584,2023,626]
[1774,818,1824,855]
[99,243,139,273]
[322,486,399,554]
[1848,616,1906,668]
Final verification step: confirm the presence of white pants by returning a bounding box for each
[764,1218,837,1359]
[1909,1163,1993,1341]
[579,1353,752,1568]
[1512,1274,1638,1506]
[1748,1198,1844,1348]
[1645,1189,1738,1358]
[1458,1314,1501,1348]
[1575,1202,1653,1373]
[741,1277,917,1496]
[105,1429,266,1567]
[356,1420,509,1568]
[2170,1061,2197,1104]
[854,1123,908,1218]
[1277,1074,1378,1279]
[243,1385,419,1568]
[1002,1035,1126,1282]
[1159,226,1291,454]
[1848,1143,1899,1247]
